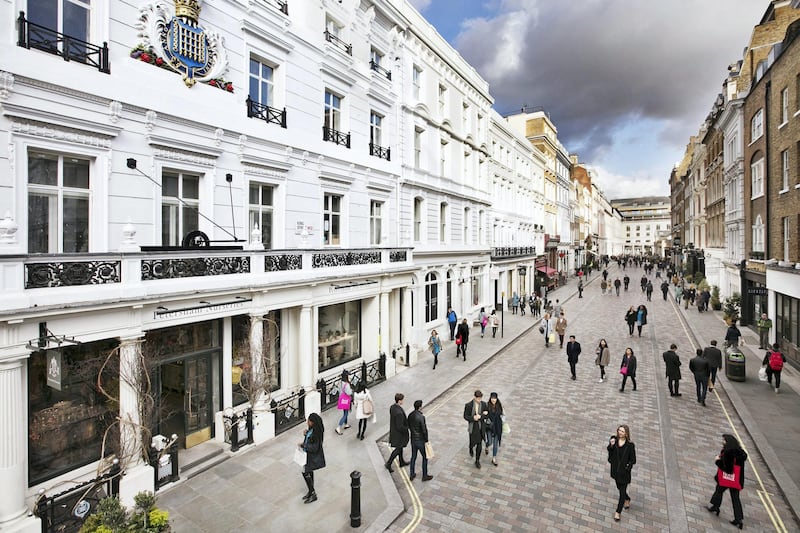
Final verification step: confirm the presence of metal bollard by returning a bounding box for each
[350,470,361,527]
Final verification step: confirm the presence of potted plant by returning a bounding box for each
[710,286,722,311]
[723,292,741,325]
[79,491,170,532]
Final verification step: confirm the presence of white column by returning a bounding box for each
[222,317,233,408]
[0,357,40,531]
[401,287,412,348]
[249,314,264,406]
[380,291,390,356]
[298,305,313,387]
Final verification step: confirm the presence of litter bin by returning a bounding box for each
[726,349,746,382]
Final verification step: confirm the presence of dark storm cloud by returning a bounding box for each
[453,0,768,159]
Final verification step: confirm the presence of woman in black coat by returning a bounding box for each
[708,434,748,529]
[635,305,648,337]
[299,412,326,503]
[619,347,637,392]
[607,424,636,521]
[624,306,637,336]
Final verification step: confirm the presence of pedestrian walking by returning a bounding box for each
[352,382,375,440]
[640,275,647,292]
[456,318,470,360]
[662,343,682,397]
[707,434,748,529]
[675,284,683,304]
[619,348,637,392]
[427,329,442,370]
[385,393,409,472]
[298,412,325,504]
[607,424,637,522]
[519,293,526,316]
[578,280,584,298]
[489,310,499,338]
[553,299,562,318]
[703,340,723,390]
[690,348,710,406]
[762,343,787,393]
[511,292,519,315]
[541,312,556,348]
[614,277,621,296]
[724,321,742,350]
[478,307,488,338]
[408,400,433,482]
[601,279,608,294]
[528,294,535,315]
[624,306,637,336]
[555,312,568,348]
[660,280,669,301]
[757,313,773,349]
[645,280,653,302]
[623,274,630,291]
[566,335,581,380]
[635,305,648,337]
[595,339,611,382]
[334,370,352,435]
[447,307,457,340]
[463,390,488,468]
[533,295,542,317]
[602,268,609,281]
[484,392,504,466]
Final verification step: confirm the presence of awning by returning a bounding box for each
[536,266,557,277]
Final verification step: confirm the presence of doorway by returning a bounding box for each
[157,352,213,448]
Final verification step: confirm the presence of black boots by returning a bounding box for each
[302,472,317,503]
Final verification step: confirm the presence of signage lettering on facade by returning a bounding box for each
[46,351,62,391]
[747,287,768,295]
[746,261,766,273]
[154,301,245,320]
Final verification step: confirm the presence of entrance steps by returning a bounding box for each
[179,441,229,480]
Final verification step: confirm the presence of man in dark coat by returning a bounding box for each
[566,335,582,380]
[660,281,670,301]
[407,400,433,481]
[463,390,488,468]
[662,343,682,397]
[385,393,409,472]
[456,318,470,360]
[623,275,630,291]
[703,340,723,391]
[689,348,711,406]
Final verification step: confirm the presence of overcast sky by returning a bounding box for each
[409,0,771,199]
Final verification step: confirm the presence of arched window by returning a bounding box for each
[425,272,439,323]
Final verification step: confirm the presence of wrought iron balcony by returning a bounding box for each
[323,30,352,56]
[17,11,110,74]
[369,60,392,80]
[323,126,350,147]
[369,143,390,161]
[490,246,537,260]
[246,96,287,128]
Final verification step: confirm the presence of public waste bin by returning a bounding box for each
[726,349,746,382]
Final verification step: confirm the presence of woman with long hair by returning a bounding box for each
[484,392,504,466]
[299,412,326,503]
[619,347,637,392]
[428,329,442,370]
[352,382,374,440]
[595,339,610,382]
[707,434,748,529]
[624,306,637,336]
[335,371,352,435]
[635,304,648,337]
[607,424,636,522]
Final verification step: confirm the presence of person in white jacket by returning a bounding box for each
[542,312,556,348]
[352,382,374,440]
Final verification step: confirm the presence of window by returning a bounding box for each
[413,197,423,242]
[751,109,763,142]
[752,214,764,252]
[318,302,361,372]
[783,216,790,262]
[781,87,789,124]
[27,150,91,253]
[425,272,438,323]
[232,312,281,406]
[370,111,382,148]
[162,170,199,246]
[412,65,422,99]
[463,207,470,244]
[249,58,274,107]
[370,200,382,245]
[414,127,423,168]
[325,16,341,38]
[249,183,273,249]
[751,157,764,198]
[438,84,446,116]
[323,193,341,245]
[324,90,341,131]
[782,149,790,191]
[478,209,485,245]
[440,140,448,176]
[439,202,447,242]
[28,0,91,50]
[370,48,382,68]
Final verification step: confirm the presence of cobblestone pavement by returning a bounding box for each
[384,267,798,533]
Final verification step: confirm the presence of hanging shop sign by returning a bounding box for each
[46,351,62,391]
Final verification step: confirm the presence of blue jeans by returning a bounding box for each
[486,432,500,457]
[409,440,428,477]
[338,409,349,427]
[695,375,708,402]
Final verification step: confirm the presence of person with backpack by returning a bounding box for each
[762,343,787,393]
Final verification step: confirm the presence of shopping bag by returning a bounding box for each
[293,447,306,467]
[548,333,556,344]
[758,366,768,382]
[620,365,628,376]
[424,441,435,459]
[718,465,742,490]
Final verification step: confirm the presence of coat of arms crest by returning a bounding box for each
[134,0,229,88]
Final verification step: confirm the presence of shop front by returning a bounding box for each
[741,263,767,327]
[318,301,361,373]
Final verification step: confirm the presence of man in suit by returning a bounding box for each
[385,393,409,472]
[689,348,710,406]
[463,390,488,468]
[662,343,682,397]
[407,400,433,481]
[702,340,723,391]
[566,335,582,380]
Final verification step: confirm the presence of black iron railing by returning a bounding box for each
[271,388,306,435]
[490,246,537,260]
[17,11,110,74]
[323,126,351,147]
[369,143,391,161]
[141,255,250,280]
[25,260,121,289]
[223,408,254,452]
[369,60,392,80]
[324,30,352,55]
[34,460,121,533]
[273,0,289,15]
[316,354,387,411]
[246,96,287,128]
[149,437,179,491]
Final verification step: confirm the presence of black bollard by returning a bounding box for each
[350,470,361,527]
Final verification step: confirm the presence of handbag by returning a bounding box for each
[424,441,435,459]
[362,398,374,416]
[337,390,351,410]
[455,336,462,345]
[293,447,306,467]
[539,326,545,334]
[620,364,628,376]
[717,465,742,490]
[758,366,768,382]
[548,333,556,344]
[502,415,510,435]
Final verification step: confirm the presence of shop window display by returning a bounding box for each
[318,302,361,372]
[232,312,281,406]
[28,339,119,486]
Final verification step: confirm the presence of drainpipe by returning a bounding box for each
[764,80,771,260]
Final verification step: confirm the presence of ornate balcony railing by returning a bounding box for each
[490,246,537,260]
[369,60,392,80]
[17,11,110,74]
[390,250,407,262]
[265,253,302,271]
[246,97,287,128]
[323,126,350,147]
[271,388,305,436]
[369,143,391,161]
[312,250,381,268]
[25,259,121,289]
[271,0,289,15]
[323,30,352,55]
[316,354,386,411]
[141,256,250,280]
